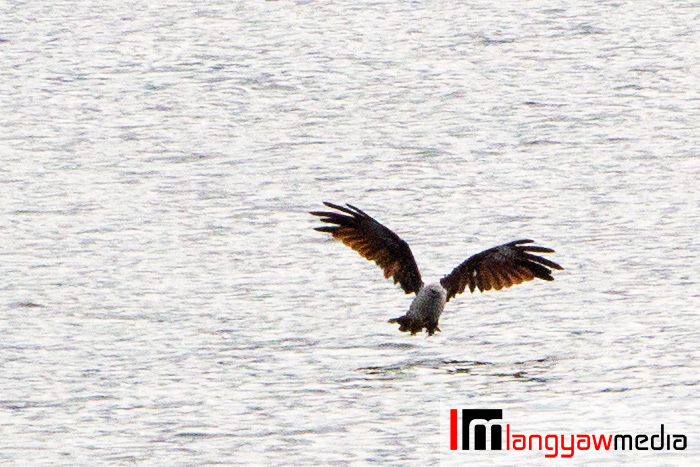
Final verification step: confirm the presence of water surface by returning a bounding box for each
[1,1,699,465]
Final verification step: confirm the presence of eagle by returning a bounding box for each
[310,202,563,336]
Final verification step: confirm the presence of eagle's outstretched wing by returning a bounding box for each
[310,202,423,294]
[440,239,562,302]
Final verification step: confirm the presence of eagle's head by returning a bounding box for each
[424,283,447,302]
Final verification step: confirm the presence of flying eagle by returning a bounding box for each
[310,202,563,336]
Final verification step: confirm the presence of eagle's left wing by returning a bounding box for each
[310,202,423,294]
[440,239,562,302]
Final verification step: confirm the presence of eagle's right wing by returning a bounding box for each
[440,239,562,302]
[310,202,423,294]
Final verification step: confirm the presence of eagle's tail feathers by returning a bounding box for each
[388,315,422,335]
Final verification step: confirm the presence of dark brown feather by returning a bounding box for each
[310,202,423,294]
[440,239,563,302]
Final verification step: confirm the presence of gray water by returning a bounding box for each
[1,1,699,465]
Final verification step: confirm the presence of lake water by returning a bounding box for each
[1,1,699,465]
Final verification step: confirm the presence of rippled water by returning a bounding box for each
[1,1,699,465]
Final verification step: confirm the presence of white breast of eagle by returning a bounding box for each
[397,283,448,336]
